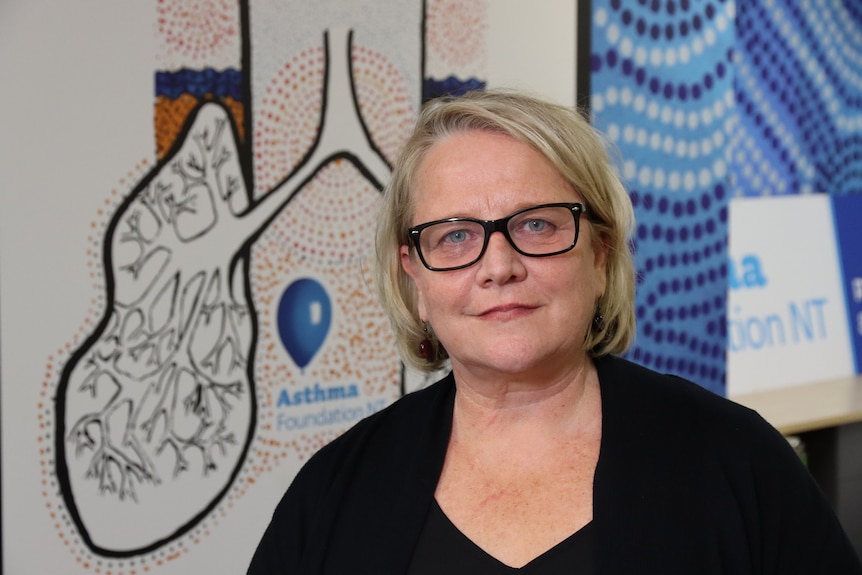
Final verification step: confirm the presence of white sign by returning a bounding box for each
[727,195,854,395]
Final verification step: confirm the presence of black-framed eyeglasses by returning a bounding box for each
[407,202,585,272]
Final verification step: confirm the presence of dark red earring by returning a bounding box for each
[419,324,432,360]
[593,311,605,332]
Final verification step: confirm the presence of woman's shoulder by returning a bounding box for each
[594,354,811,497]
[592,362,862,574]
[594,354,785,456]
[596,354,757,424]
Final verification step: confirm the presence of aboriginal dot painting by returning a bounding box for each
[591,0,733,394]
[732,0,862,197]
[20,1,486,572]
[591,0,862,395]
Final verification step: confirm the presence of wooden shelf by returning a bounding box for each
[730,375,862,435]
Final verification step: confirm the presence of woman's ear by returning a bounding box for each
[592,232,609,299]
[400,245,427,319]
[400,244,417,280]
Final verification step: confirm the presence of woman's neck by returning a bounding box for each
[448,357,599,439]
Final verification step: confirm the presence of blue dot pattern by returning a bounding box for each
[155,68,243,100]
[733,1,862,196]
[591,0,732,394]
[424,76,487,102]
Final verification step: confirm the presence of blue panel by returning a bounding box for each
[832,194,862,373]
[591,0,732,394]
[733,0,862,196]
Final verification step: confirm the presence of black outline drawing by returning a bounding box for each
[55,25,396,557]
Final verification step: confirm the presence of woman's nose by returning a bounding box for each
[476,231,527,284]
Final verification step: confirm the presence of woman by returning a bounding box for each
[247,90,861,574]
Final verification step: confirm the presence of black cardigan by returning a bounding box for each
[247,355,862,574]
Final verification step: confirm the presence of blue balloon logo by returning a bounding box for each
[277,278,332,370]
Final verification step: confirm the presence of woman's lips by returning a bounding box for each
[477,303,538,319]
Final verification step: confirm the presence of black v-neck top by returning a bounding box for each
[406,500,596,574]
[247,357,862,574]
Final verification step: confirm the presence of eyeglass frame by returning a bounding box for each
[407,202,586,272]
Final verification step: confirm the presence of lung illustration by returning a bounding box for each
[54,28,393,556]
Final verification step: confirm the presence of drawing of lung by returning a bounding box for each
[55,27,405,556]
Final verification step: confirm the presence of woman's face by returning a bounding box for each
[400,130,608,381]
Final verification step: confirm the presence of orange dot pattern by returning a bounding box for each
[426,0,488,70]
[352,44,416,164]
[155,94,245,160]
[156,0,239,65]
[254,47,326,193]
[269,161,381,263]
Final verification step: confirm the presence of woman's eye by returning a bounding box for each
[524,219,552,232]
[443,229,469,244]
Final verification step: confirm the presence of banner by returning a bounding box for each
[0,1,580,573]
[727,195,857,395]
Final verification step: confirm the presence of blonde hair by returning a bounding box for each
[375,89,636,372]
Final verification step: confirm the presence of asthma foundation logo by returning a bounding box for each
[274,382,387,431]
[274,276,388,432]
[277,277,332,371]
[728,254,831,352]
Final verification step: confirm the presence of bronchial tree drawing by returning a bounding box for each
[55,28,393,556]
